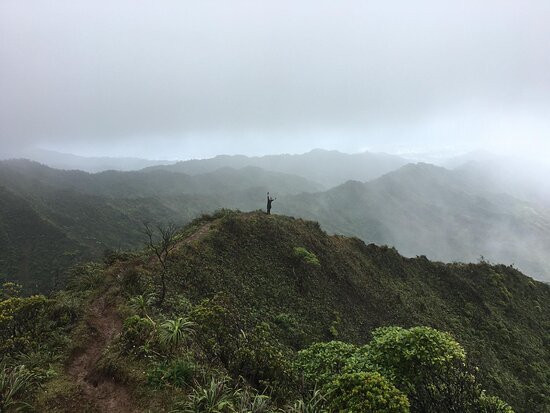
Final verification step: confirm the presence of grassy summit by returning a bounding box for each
[1,211,548,412]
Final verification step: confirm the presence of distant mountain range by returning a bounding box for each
[1,148,175,172]
[1,149,549,291]
[146,149,410,188]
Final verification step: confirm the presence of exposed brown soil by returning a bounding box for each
[67,289,137,413]
[65,222,213,412]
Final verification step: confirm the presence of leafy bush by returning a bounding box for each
[292,247,320,267]
[348,326,504,413]
[357,326,466,387]
[117,266,147,295]
[67,263,105,291]
[0,295,53,355]
[0,282,22,300]
[324,372,410,413]
[120,315,158,356]
[478,393,515,413]
[295,341,358,388]
[232,322,294,391]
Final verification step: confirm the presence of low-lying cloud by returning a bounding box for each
[1,0,549,159]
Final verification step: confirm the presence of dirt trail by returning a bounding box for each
[67,288,136,413]
[181,222,212,245]
[66,222,213,412]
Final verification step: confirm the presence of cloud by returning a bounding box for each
[0,0,549,159]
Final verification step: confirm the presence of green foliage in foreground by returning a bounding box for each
[0,363,38,412]
[324,372,410,413]
[296,327,511,413]
[0,211,546,412]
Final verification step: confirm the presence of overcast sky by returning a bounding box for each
[1,1,549,160]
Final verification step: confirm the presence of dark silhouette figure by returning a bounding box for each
[266,192,276,214]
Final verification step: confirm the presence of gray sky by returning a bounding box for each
[1,0,549,160]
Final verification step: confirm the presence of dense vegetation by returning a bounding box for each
[280,163,550,282]
[1,211,548,412]
[4,155,550,295]
[0,160,320,291]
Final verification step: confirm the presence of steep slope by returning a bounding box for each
[17,211,548,412]
[0,186,86,292]
[0,160,321,290]
[280,163,550,282]
[147,149,409,187]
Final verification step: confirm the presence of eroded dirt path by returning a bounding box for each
[67,288,137,413]
[65,222,214,412]
[181,222,212,244]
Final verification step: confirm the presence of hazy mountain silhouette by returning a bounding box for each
[280,163,550,282]
[146,149,409,188]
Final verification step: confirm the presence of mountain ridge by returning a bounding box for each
[2,211,547,411]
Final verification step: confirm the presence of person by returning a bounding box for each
[266,192,276,214]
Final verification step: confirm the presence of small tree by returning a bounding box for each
[295,341,358,389]
[143,222,179,306]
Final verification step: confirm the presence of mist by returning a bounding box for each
[1,0,549,162]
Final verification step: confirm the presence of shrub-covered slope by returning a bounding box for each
[280,163,550,282]
[170,212,550,411]
[0,186,86,292]
[3,211,546,412]
[0,160,320,290]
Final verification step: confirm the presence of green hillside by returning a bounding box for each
[3,159,550,293]
[0,186,86,292]
[0,160,322,198]
[1,211,548,412]
[0,160,319,290]
[280,163,550,282]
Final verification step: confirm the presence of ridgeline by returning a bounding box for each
[1,211,548,412]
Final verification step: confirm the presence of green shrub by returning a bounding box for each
[174,376,235,413]
[233,387,272,413]
[0,282,22,300]
[0,363,37,412]
[0,295,53,355]
[147,358,195,388]
[478,393,515,413]
[121,315,157,355]
[67,263,105,291]
[324,372,410,413]
[295,341,358,388]
[350,326,498,413]
[232,322,294,391]
[159,317,195,353]
[292,247,320,267]
[359,326,465,387]
[128,294,156,317]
